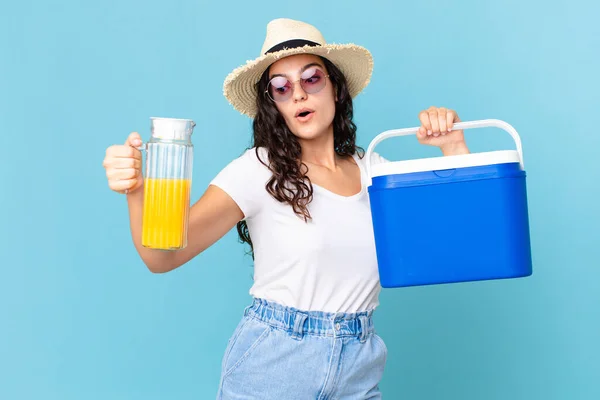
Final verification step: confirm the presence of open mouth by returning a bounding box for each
[295,108,315,120]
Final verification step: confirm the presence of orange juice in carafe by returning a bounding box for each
[142,178,192,249]
[139,117,195,250]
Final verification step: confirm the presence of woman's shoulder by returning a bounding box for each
[232,146,271,170]
[352,149,389,167]
[217,147,273,182]
[210,147,271,192]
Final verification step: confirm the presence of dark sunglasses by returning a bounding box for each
[266,67,330,102]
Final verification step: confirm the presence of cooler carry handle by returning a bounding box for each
[365,119,524,180]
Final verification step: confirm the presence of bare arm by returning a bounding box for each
[126,184,243,273]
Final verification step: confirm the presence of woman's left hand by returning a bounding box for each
[417,106,470,156]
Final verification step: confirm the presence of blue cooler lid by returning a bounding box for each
[370,150,525,190]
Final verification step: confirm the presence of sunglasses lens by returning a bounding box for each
[300,67,327,94]
[266,67,328,102]
[268,76,292,102]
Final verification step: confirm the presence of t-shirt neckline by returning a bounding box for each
[311,153,366,201]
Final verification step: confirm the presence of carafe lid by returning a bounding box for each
[150,117,195,140]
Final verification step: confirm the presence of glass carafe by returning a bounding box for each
[139,117,195,250]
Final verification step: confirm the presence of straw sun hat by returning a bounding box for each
[223,18,374,118]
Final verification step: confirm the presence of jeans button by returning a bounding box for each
[335,323,341,331]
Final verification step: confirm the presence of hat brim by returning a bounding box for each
[223,43,373,118]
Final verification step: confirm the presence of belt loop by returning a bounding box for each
[331,312,339,340]
[358,315,369,343]
[243,304,252,317]
[244,298,260,317]
[291,312,308,341]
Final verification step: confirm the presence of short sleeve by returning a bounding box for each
[209,148,270,219]
[371,151,389,165]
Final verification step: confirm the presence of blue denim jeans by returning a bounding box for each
[217,298,387,399]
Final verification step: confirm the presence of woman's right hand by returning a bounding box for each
[103,132,144,194]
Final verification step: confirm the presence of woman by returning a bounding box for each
[103,18,469,400]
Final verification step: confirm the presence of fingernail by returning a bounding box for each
[448,127,452,132]
[427,130,432,135]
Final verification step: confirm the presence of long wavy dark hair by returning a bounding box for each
[236,56,364,258]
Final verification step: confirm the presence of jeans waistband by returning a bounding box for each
[244,298,375,342]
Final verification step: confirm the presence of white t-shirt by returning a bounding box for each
[210,147,388,313]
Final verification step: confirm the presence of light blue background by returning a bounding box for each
[1,0,598,399]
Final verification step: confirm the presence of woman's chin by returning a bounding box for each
[292,122,333,142]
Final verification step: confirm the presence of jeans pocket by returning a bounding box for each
[372,333,388,360]
[222,318,273,379]
[221,317,251,374]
